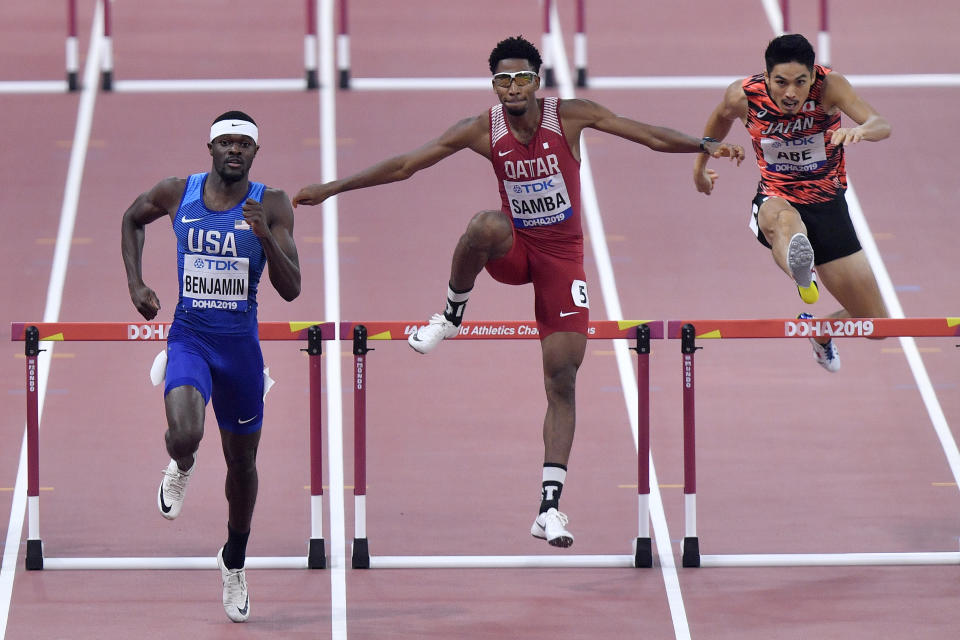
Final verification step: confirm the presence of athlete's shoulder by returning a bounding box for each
[742,71,765,88]
[556,97,612,127]
[717,78,749,120]
[441,113,488,144]
[454,112,488,130]
[157,175,187,190]
[261,186,293,212]
[819,68,854,104]
[261,185,287,200]
[556,96,599,114]
[257,187,295,230]
[148,176,188,209]
[741,72,768,99]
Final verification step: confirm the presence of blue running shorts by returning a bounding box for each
[164,324,265,434]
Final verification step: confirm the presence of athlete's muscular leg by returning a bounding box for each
[449,210,514,291]
[219,428,261,532]
[540,331,587,466]
[758,197,808,278]
[164,385,205,471]
[815,250,888,320]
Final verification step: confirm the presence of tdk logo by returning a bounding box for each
[194,258,240,271]
[513,178,555,194]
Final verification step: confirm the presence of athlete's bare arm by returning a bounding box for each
[822,72,892,146]
[246,189,301,301]
[558,98,744,162]
[292,115,490,207]
[694,80,750,195]
[120,177,186,320]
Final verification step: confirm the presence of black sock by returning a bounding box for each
[222,524,250,570]
[539,463,567,513]
[443,283,471,327]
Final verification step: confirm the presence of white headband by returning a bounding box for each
[209,119,259,144]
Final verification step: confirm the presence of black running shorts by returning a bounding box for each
[750,190,862,265]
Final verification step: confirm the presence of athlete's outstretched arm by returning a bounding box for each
[823,72,891,146]
[561,98,744,159]
[292,115,488,208]
[694,80,749,195]
[120,177,184,320]
[245,189,301,301]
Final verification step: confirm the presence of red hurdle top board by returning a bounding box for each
[10,321,336,342]
[666,318,960,340]
[339,320,664,341]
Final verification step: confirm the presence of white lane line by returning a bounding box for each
[548,6,691,640]
[3,74,956,97]
[845,182,960,486]
[317,0,349,638]
[0,3,104,638]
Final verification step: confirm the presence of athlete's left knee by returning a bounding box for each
[543,355,580,402]
[224,449,258,475]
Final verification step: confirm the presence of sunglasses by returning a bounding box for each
[492,70,539,88]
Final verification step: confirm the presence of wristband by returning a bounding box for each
[700,136,719,152]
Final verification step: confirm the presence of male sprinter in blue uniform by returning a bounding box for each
[121,111,300,622]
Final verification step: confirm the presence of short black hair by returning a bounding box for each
[764,34,815,73]
[488,35,542,74]
[212,110,256,126]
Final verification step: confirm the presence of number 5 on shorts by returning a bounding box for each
[570,279,589,309]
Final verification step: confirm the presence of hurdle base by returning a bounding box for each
[25,539,43,570]
[576,68,587,88]
[682,537,701,568]
[339,69,350,90]
[544,67,556,88]
[67,71,79,92]
[306,69,319,90]
[308,538,326,569]
[633,537,652,568]
[352,538,370,569]
[101,70,113,92]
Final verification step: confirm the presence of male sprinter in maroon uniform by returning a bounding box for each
[694,34,891,372]
[295,36,742,546]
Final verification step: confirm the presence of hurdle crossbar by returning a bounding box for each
[98,0,319,92]
[336,0,558,90]
[339,319,662,569]
[10,321,334,570]
[667,317,960,568]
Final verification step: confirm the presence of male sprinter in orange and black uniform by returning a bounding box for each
[294,36,742,546]
[694,34,891,372]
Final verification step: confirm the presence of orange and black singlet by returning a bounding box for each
[743,64,845,204]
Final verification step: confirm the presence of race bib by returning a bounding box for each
[761,134,827,173]
[182,253,250,311]
[504,172,573,229]
[570,279,589,309]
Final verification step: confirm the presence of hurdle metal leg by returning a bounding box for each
[680,324,701,568]
[632,324,653,568]
[24,326,44,570]
[306,325,327,568]
[351,325,371,568]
